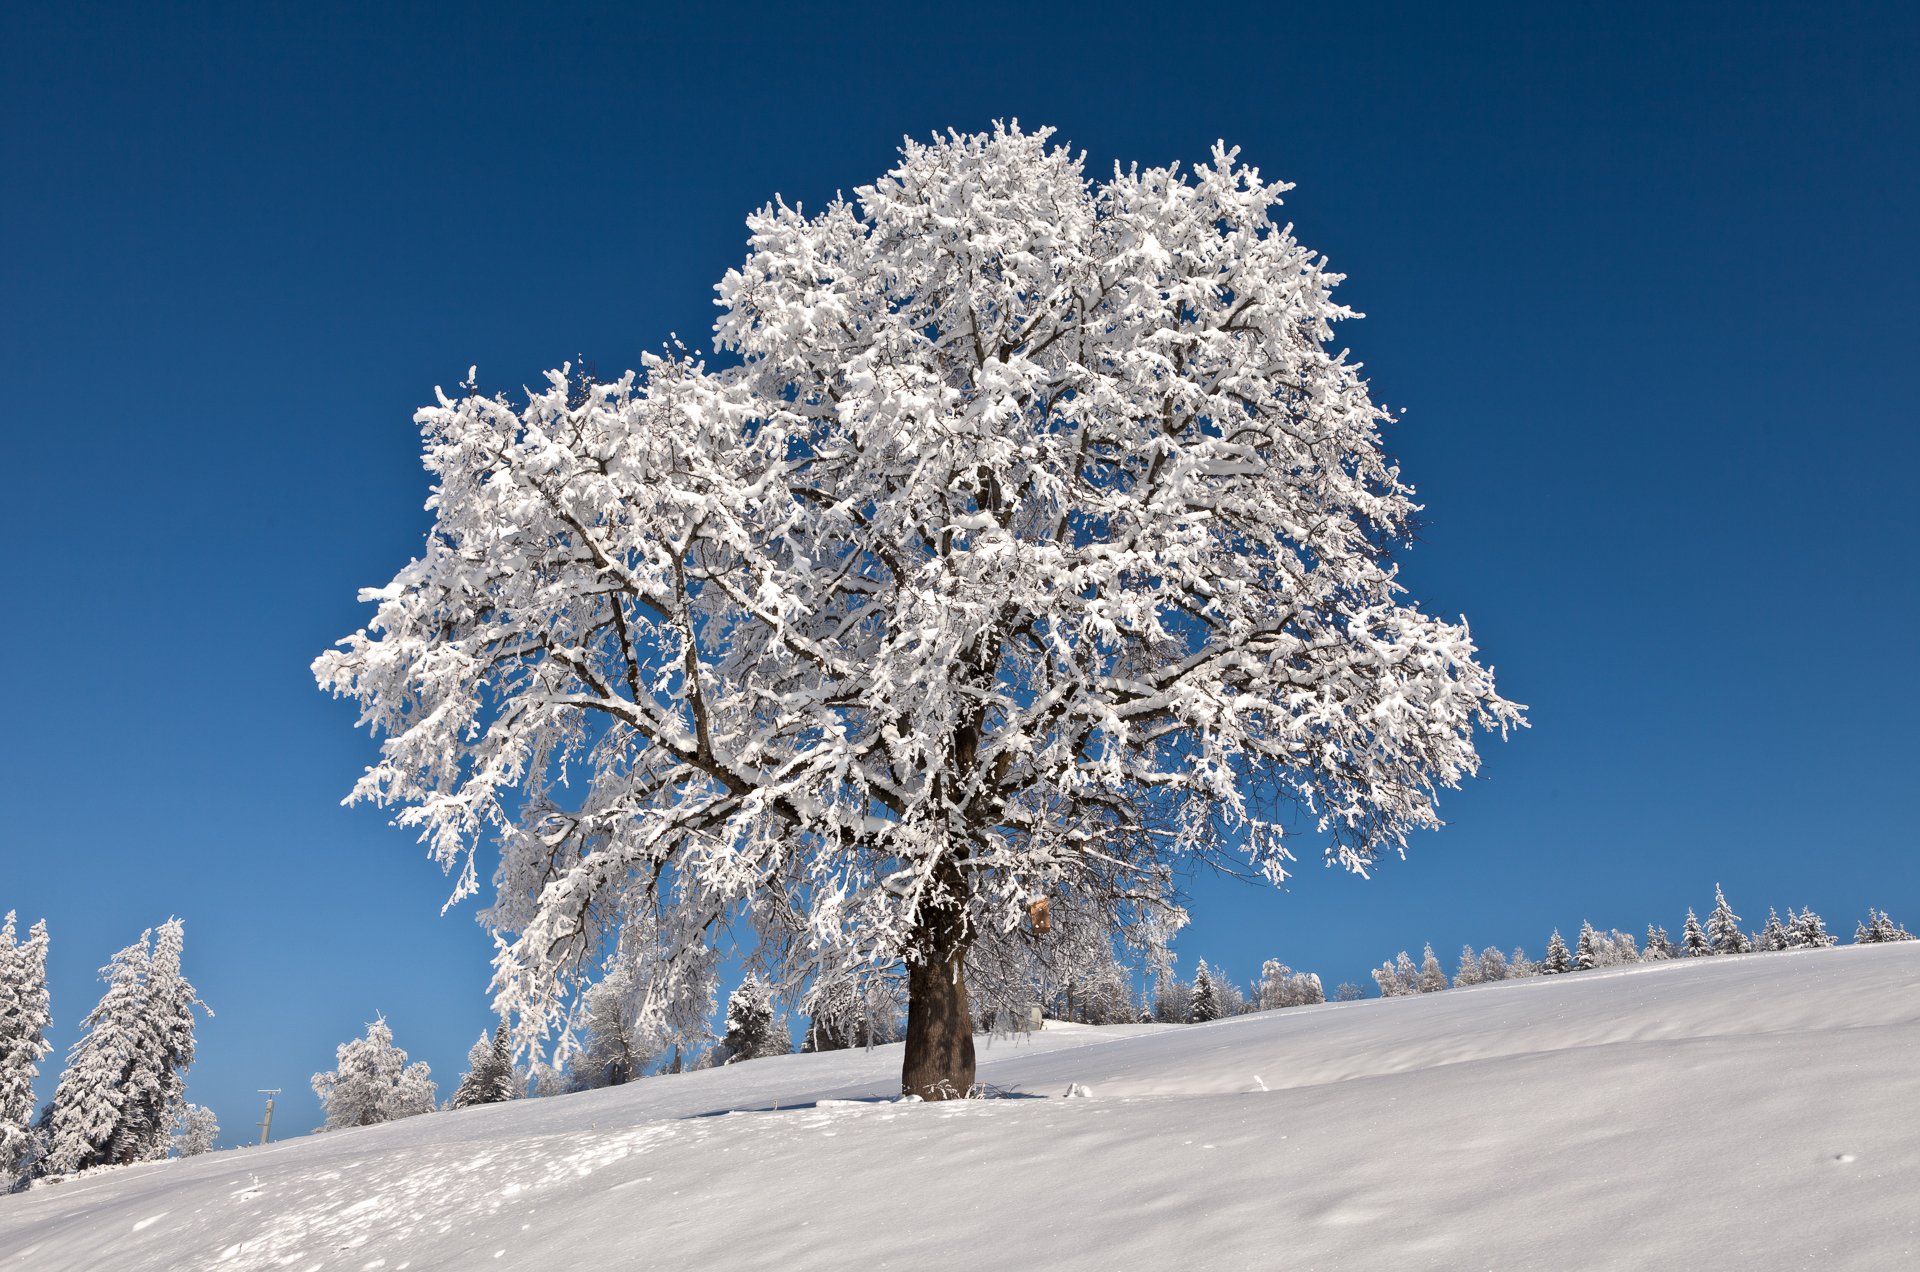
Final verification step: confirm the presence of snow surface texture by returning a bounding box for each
[4,945,1915,1270]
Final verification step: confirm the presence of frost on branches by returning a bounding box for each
[1,913,53,1178]
[311,1018,436,1130]
[43,919,206,1176]
[315,123,1522,1100]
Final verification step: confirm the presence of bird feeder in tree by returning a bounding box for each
[1028,896,1051,935]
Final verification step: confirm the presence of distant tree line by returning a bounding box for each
[1369,886,1910,998]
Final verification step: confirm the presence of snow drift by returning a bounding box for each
[3,943,1915,1270]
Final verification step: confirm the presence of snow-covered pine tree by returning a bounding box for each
[1573,921,1598,972]
[1706,885,1749,955]
[311,1018,437,1130]
[115,918,207,1163]
[1453,944,1483,987]
[1507,947,1537,977]
[1477,946,1510,982]
[1644,924,1673,959]
[451,1022,519,1108]
[1189,961,1222,1022]
[1856,909,1914,943]
[1393,951,1420,996]
[171,1104,218,1157]
[720,976,788,1063]
[1543,930,1572,975]
[0,913,53,1178]
[1334,983,1365,1002]
[44,933,152,1174]
[1788,908,1836,949]
[1371,960,1405,997]
[1681,909,1710,956]
[1416,944,1448,993]
[1758,908,1789,952]
[314,125,1523,1101]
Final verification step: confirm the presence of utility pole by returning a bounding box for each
[257,1089,281,1146]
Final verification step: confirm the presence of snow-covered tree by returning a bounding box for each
[1416,944,1448,993]
[1542,930,1571,975]
[1189,961,1222,1023]
[968,889,1149,1029]
[1333,982,1365,1002]
[719,976,788,1064]
[803,971,906,1051]
[451,1022,520,1109]
[1452,944,1483,987]
[1372,950,1420,997]
[1854,909,1915,944]
[1153,975,1194,1024]
[1477,946,1510,982]
[311,1018,436,1130]
[1705,884,1749,955]
[572,964,660,1088]
[1681,909,1710,956]
[1757,908,1789,952]
[1573,922,1598,972]
[43,920,206,1175]
[1507,946,1537,978]
[1257,961,1325,1011]
[314,125,1522,1100]
[1787,908,1836,949]
[1,913,53,1177]
[1643,924,1674,960]
[171,1104,218,1158]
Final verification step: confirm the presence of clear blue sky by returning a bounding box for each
[3,0,1914,1146]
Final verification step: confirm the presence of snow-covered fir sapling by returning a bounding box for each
[1416,944,1448,993]
[1543,930,1572,975]
[451,1022,520,1109]
[1706,885,1749,955]
[314,124,1522,1101]
[1681,909,1710,956]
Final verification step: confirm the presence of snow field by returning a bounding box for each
[2,943,1914,1270]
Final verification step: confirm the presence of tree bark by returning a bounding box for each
[902,944,977,1100]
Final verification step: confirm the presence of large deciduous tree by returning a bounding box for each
[315,124,1520,1100]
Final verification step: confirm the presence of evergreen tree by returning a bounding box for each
[1333,983,1365,1003]
[116,919,206,1164]
[1371,960,1406,997]
[1416,944,1448,993]
[1507,947,1537,978]
[1788,908,1835,949]
[1188,961,1222,1022]
[1453,944,1483,987]
[1681,908,1710,956]
[1644,924,1674,959]
[44,934,153,1174]
[1758,908,1789,952]
[1706,884,1749,955]
[1856,909,1915,943]
[1477,946,1510,982]
[574,966,655,1087]
[451,1022,519,1109]
[1,913,53,1178]
[171,1104,219,1157]
[311,1018,437,1130]
[1573,921,1598,971]
[720,976,788,1063]
[1394,950,1420,996]
[1543,929,1572,975]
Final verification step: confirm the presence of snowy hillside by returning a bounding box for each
[4,944,1915,1271]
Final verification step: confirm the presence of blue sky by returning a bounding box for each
[3,0,1915,1146]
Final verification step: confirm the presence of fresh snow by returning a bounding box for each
[4,944,1916,1269]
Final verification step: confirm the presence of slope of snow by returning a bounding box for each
[4,945,1915,1270]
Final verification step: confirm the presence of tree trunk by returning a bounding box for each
[902,945,976,1100]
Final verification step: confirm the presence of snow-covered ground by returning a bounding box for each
[4,943,1915,1270]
